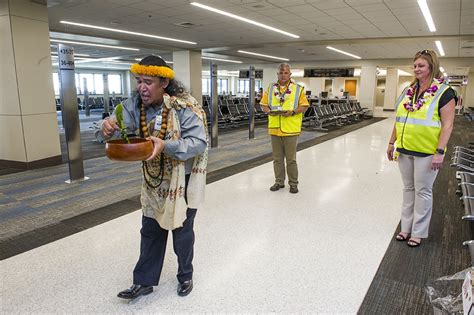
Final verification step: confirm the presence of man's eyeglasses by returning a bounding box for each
[417,49,430,55]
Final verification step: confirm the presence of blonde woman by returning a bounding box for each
[387,50,456,247]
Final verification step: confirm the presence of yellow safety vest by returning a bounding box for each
[267,82,303,136]
[395,79,450,154]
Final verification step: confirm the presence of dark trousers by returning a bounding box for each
[133,174,197,286]
[132,208,197,286]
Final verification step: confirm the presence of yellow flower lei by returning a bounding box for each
[130,63,174,79]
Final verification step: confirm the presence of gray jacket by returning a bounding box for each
[95,94,207,174]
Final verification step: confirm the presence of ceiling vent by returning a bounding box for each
[174,22,195,28]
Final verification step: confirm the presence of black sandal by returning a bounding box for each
[407,239,421,247]
[395,233,408,241]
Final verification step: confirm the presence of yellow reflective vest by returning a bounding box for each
[267,82,304,136]
[395,79,450,154]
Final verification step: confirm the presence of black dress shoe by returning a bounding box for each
[177,280,193,297]
[289,185,299,194]
[117,284,153,299]
[270,183,284,191]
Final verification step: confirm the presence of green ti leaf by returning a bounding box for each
[114,103,130,143]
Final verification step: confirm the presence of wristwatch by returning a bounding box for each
[435,148,445,155]
[291,110,296,116]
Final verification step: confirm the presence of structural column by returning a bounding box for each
[0,0,60,169]
[172,51,202,104]
[359,65,377,115]
[383,67,400,111]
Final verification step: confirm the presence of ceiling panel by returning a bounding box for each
[43,0,473,69]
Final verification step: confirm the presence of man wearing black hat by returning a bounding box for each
[96,55,208,300]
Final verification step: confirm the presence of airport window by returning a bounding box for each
[202,78,227,94]
[53,72,123,95]
[93,74,104,94]
[78,73,95,94]
[202,78,210,95]
[108,74,122,94]
[237,79,262,94]
[217,78,228,94]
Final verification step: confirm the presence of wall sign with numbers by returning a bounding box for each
[58,46,75,70]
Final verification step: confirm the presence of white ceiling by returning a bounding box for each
[46,0,474,74]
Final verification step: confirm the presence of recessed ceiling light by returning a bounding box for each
[238,50,289,61]
[190,2,299,39]
[202,57,242,63]
[326,46,361,59]
[417,0,436,32]
[60,21,197,45]
[435,40,445,56]
[50,39,140,51]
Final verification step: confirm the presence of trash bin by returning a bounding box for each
[426,268,473,314]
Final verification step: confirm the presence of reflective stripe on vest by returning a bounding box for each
[292,85,301,110]
[396,83,448,127]
[268,85,276,110]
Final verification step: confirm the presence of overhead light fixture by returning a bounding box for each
[51,56,92,61]
[50,39,140,51]
[417,0,436,32]
[326,46,361,59]
[202,57,242,64]
[435,40,445,56]
[75,57,121,64]
[190,2,299,39]
[60,21,197,45]
[51,52,90,57]
[238,50,289,61]
[134,58,173,64]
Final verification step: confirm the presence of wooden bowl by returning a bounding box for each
[105,138,153,161]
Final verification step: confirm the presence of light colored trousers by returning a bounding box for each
[271,135,299,186]
[398,153,439,238]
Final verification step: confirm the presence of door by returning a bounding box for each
[344,79,357,96]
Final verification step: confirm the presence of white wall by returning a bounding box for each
[465,72,474,107]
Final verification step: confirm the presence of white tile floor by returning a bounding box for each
[0,117,403,313]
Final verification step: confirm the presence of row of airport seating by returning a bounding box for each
[303,98,369,130]
[202,95,370,129]
[202,95,267,127]
[450,137,474,265]
[55,97,124,111]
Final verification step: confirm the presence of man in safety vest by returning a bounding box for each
[260,63,309,194]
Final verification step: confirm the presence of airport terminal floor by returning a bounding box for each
[1,113,473,313]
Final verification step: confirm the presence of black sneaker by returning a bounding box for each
[289,185,299,194]
[270,183,284,191]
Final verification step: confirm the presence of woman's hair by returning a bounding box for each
[138,55,187,97]
[411,49,441,86]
